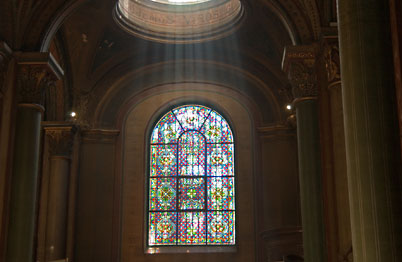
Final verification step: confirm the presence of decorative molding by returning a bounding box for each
[322,39,341,88]
[73,92,94,128]
[44,125,77,157]
[81,129,120,143]
[282,45,318,100]
[302,0,321,40]
[261,227,304,262]
[257,124,296,137]
[15,52,63,104]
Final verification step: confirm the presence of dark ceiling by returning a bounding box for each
[0,0,335,126]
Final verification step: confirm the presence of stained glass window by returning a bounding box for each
[148,105,235,246]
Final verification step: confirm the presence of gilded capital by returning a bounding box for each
[322,39,341,87]
[44,125,77,157]
[15,52,63,104]
[282,45,318,99]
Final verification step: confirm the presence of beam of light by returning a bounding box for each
[120,0,244,113]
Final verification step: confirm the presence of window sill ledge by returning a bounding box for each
[146,246,237,254]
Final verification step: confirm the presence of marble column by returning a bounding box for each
[282,45,327,262]
[338,0,402,261]
[43,125,76,261]
[6,53,62,262]
[0,42,13,260]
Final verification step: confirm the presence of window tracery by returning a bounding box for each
[148,105,235,246]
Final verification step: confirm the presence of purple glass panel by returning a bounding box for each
[178,131,205,176]
[178,212,206,245]
[173,105,210,131]
[149,212,177,245]
[200,111,233,143]
[207,211,235,245]
[150,144,177,177]
[178,178,205,210]
[207,177,235,210]
[149,178,177,211]
[151,111,182,144]
[206,143,234,177]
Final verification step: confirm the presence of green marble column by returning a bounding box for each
[5,53,62,262]
[45,157,69,261]
[295,99,326,262]
[338,0,402,261]
[6,104,43,262]
[283,46,327,262]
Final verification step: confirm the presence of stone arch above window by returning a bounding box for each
[148,104,235,246]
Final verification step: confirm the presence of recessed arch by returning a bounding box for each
[91,61,284,128]
[120,90,256,259]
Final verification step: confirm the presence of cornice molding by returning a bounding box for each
[81,129,120,143]
[257,124,296,137]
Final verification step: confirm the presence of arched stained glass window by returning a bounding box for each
[148,105,235,246]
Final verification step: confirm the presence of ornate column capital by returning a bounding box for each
[43,124,77,157]
[0,41,13,94]
[15,52,63,104]
[321,37,341,88]
[282,45,318,101]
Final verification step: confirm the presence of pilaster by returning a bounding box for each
[40,124,76,262]
[321,35,352,262]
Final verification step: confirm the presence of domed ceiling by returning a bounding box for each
[40,0,328,126]
[114,0,243,43]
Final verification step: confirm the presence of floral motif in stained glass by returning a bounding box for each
[148,105,235,246]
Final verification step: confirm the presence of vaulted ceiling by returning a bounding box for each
[0,0,336,126]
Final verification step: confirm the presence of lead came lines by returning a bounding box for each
[149,105,235,246]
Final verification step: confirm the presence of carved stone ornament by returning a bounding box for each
[17,65,58,104]
[45,126,77,157]
[323,42,341,85]
[282,45,318,99]
[15,52,63,104]
[287,61,318,98]
[73,92,94,128]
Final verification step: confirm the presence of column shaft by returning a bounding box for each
[6,104,43,262]
[45,157,70,261]
[295,99,326,262]
[327,84,351,258]
[283,45,327,262]
[338,0,402,261]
